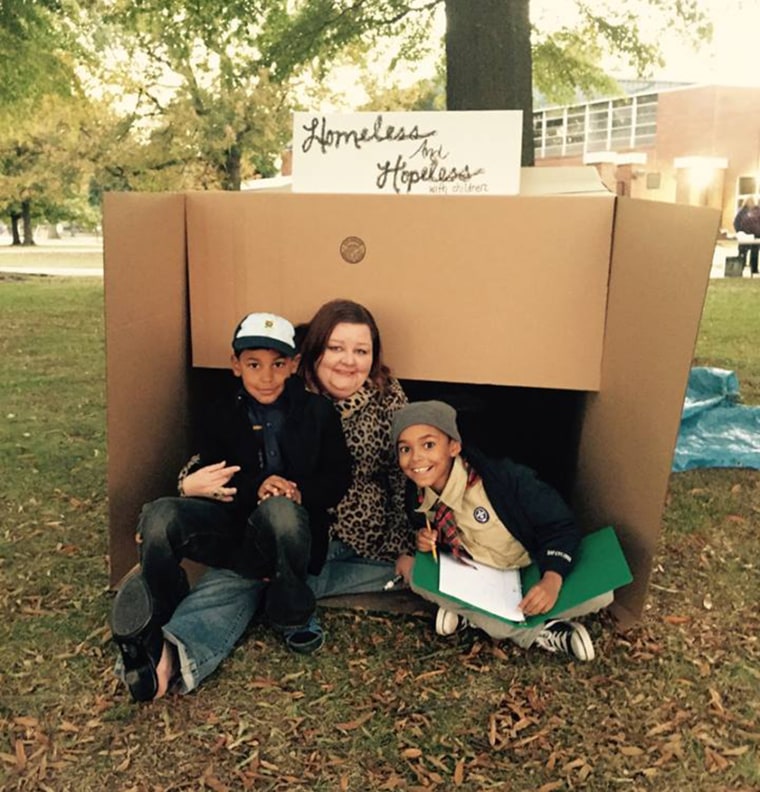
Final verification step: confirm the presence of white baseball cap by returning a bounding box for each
[231,312,296,357]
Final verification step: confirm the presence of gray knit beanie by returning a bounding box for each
[391,400,462,447]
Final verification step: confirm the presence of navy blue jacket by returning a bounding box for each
[195,376,352,573]
[404,446,580,578]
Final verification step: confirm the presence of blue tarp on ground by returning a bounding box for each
[672,367,760,471]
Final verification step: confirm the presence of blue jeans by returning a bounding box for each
[163,540,396,693]
[307,540,396,598]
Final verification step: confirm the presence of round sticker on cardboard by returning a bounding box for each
[340,236,366,264]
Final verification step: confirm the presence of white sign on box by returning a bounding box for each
[292,110,522,196]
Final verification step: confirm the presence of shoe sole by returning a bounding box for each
[570,623,595,661]
[111,573,153,639]
[435,608,461,636]
[110,573,162,701]
[285,630,325,654]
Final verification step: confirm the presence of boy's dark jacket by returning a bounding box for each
[195,376,352,574]
[404,446,580,578]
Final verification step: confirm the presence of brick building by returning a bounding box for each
[533,83,760,231]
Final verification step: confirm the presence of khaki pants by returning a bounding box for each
[411,582,614,648]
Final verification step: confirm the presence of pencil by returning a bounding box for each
[426,516,438,563]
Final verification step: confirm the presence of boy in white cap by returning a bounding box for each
[392,400,612,661]
[111,312,351,701]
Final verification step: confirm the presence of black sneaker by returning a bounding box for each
[534,619,595,661]
[110,571,164,701]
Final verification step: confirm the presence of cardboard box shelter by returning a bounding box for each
[103,175,719,627]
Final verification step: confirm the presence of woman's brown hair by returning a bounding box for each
[298,299,391,394]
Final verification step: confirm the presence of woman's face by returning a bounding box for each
[316,322,374,399]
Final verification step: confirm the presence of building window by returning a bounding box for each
[736,176,758,211]
[634,94,657,146]
[738,176,757,195]
[611,98,633,147]
[646,172,661,190]
[544,109,565,156]
[533,92,659,159]
[586,101,610,152]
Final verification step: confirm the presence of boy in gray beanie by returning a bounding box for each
[392,400,612,661]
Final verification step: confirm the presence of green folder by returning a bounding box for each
[411,525,633,628]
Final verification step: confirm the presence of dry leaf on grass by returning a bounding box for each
[334,711,374,731]
[453,758,465,784]
[537,781,564,792]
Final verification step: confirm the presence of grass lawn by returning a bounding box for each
[0,274,758,791]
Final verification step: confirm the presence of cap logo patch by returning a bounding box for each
[473,506,489,524]
[264,320,273,328]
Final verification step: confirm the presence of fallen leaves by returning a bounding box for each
[335,711,375,732]
[663,614,691,625]
[2,469,759,791]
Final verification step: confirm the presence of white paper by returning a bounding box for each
[292,110,522,196]
[438,554,525,622]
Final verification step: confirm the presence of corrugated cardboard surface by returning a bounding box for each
[103,189,719,622]
[103,192,192,584]
[186,192,614,391]
[573,197,719,624]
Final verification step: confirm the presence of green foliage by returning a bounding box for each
[0,0,85,105]
[86,1,444,189]
[533,0,712,104]
[533,30,620,105]
[359,78,444,112]
[0,93,112,228]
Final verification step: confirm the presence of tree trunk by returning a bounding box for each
[21,200,34,245]
[10,212,21,245]
[222,146,242,191]
[445,0,534,166]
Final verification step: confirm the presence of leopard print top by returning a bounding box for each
[328,377,414,562]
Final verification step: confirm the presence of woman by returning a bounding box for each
[112,299,414,699]
[300,299,414,597]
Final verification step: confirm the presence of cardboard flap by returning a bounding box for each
[103,192,192,584]
[186,191,614,391]
[573,197,720,623]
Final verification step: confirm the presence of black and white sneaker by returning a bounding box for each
[534,619,595,661]
[434,607,469,636]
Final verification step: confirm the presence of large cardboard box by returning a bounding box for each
[102,178,719,627]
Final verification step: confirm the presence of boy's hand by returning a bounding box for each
[395,553,414,583]
[519,571,562,616]
[182,461,240,502]
[416,525,438,554]
[258,475,301,504]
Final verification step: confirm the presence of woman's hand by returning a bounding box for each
[257,475,301,504]
[519,571,562,616]
[181,461,240,502]
[395,553,414,583]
